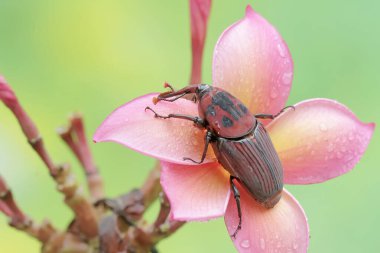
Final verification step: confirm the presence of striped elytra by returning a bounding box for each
[211,121,283,208]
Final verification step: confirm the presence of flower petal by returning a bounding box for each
[213,5,293,117]
[267,99,375,184]
[94,93,215,164]
[189,0,212,84]
[225,187,309,253]
[161,161,230,221]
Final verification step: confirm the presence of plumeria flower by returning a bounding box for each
[94,5,375,253]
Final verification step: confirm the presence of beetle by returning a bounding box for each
[145,83,293,238]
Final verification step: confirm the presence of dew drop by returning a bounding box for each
[345,154,354,162]
[260,238,266,250]
[327,144,334,152]
[336,151,343,159]
[192,139,199,146]
[293,242,299,250]
[277,43,286,57]
[240,240,250,249]
[282,72,293,85]
[319,123,327,132]
[270,89,278,99]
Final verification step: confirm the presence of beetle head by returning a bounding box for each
[153,84,211,104]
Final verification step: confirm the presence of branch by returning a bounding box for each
[0,77,56,174]
[0,175,57,243]
[140,161,162,208]
[58,113,104,201]
[0,77,99,239]
[189,0,212,84]
[53,163,99,239]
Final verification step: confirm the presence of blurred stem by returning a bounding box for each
[0,175,57,243]
[58,113,105,201]
[140,161,162,208]
[189,0,212,84]
[0,79,99,239]
[0,77,57,175]
[53,163,99,239]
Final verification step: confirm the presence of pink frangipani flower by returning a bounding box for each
[94,5,374,253]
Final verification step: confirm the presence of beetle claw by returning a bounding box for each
[183,157,202,164]
[273,105,296,118]
[230,224,241,239]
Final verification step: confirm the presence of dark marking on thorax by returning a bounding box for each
[211,92,245,120]
[206,105,216,116]
[222,116,233,127]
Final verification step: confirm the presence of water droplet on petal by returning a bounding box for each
[277,43,286,57]
[270,89,278,99]
[293,242,299,250]
[345,154,354,162]
[240,240,250,249]
[192,139,199,146]
[319,123,327,132]
[282,72,293,85]
[260,238,266,250]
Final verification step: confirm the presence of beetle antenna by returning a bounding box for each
[163,82,175,92]
[154,92,190,104]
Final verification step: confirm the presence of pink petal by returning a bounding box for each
[94,93,216,164]
[225,187,309,253]
[161,161,230,221]
[267,99,375,184]
[213,5,293,118]
[189,0,212,84]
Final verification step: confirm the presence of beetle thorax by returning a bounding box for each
[198,87,256,139]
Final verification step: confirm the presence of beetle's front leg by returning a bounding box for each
[230,176,242,239]
[255,105,295,120]
[183,130,212,164]
[145,106,205,128]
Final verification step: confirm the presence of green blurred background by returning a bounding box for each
[0,0,378,252]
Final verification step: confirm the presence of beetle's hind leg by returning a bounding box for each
[255,105,295,120]
[230,176,242,239]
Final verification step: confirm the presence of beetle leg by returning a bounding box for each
[230,176,242,239]
[255,105,295,119]
[145,106,206,128]
[183,131,212,164]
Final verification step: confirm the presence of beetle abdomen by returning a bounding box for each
[212,122,283,208]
